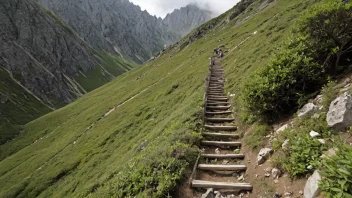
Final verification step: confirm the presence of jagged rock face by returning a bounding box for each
[0,0,115,106]
[37,0,212,63]
[163,4,212,37]
[37,0,176,63]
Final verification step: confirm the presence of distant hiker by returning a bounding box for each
[219,49,224,58]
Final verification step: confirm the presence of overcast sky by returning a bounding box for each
[129,0,241,18]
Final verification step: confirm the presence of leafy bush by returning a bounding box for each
[321,80,338,110]
[240,0,352,122]
[91,121,202,198]
[244,123,270,149]
[319,145,352,198]
[272,114,331,177]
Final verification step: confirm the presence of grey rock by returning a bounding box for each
[282,139,290,149]
[275,124,289,134]
[304,171,321,198]
[257,148,273,165]
[327,92,352,130]
[271,168,281,179]
[136,140,148,152]
[298,103,318,118]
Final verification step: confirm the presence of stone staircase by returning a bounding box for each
[191,58,253,196]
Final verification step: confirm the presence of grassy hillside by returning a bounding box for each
[0,0,328,197]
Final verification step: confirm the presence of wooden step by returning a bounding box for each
[198,164,247,171]
[201,140,241,147]
[191,180,253,190]
[207,106,231,110]
[207,98,228,102]
[207,102,230,105]
[207,95,228,98]
[201,153,245,159]
[202,132,239,138]
[205,111,232,115]
[204,125,237,131]
[205,117,235,122]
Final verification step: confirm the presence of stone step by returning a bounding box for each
[198,164,247,171]
[201,153,245,159]
[191,180,253,190]
[205,117,235,122]
[202,132,239,138]
[205,111,232,115]
[201,140,241,147]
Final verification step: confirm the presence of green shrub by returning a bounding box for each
[319,145,352,198]
[244,123,270,150]
[240,0,352,122]
[321,80,338,109]
[272,114,331,177]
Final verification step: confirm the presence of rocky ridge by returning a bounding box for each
[37,0,212,63]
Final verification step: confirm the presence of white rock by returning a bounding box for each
[298,103,318,118]
[201,188,214,198]
[276,124,289,134]
[318,139,326,144]
[327,92,352,130]
[321,148,337,159]
[237,174,244,181]
[257,148,273,165]
[282,139,290,149]
[299,190,304,195]
[309,131,320,138]
[215,148,221,154]
[264,173,271,177]
[271,168,281,179]
[304,171,321,198]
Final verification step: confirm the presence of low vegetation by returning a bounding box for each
[319,145,352,197]
[240,0,352,123]
[2,0,351,197]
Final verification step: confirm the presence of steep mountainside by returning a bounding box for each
[36,0,212,63]
[36,0,176,64]
[0,0,135,144]
[163,4,212,37]
[0,0,329,197]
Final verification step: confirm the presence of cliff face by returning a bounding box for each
[36,0,212,63]
[163,4,212,37]
[36,0,175,63]
[0,0,134,144]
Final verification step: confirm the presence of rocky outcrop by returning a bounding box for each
[327,92,352,130]
[163,4,212,37]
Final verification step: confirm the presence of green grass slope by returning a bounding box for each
[0,0,325,197]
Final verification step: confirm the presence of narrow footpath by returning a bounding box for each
[191,57,253,197]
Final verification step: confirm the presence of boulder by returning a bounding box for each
[327,92,352,130]
[257,148,273,165]
[298,103,318,118]
[304,171,321,198]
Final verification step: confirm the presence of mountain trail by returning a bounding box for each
[190,57,253,197]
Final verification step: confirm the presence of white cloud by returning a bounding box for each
[129,0,240,18]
